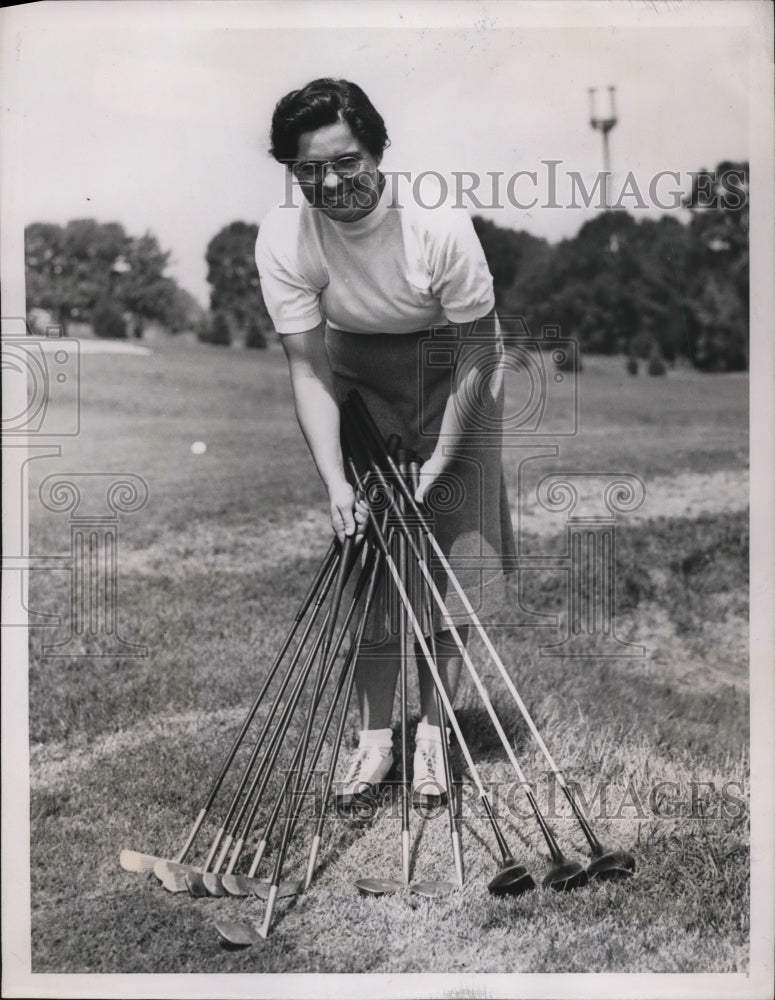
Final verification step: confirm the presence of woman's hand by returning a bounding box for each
[413,451,446,506]
[328,478,369,544]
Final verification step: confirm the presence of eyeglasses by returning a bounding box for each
[290,155,365,184]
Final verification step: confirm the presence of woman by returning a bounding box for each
[256,78,515,809]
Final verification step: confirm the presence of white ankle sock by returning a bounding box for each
[358,728,393,750]
[415,721,449,743]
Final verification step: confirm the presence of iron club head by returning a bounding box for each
[120,849,168,875]
[355,877,403,897]
[410,880,456,898]
[158,869,190,893]
[215,919,260,948]
[185,871,210,897]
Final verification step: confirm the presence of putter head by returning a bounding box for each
[215,919,260,948]
[487,863,536,897]
[542,858,588,892]
[586,847,636,882]
[410,880,456,898]
[355,877,403,897]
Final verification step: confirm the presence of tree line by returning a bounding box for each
[24,160,747,371]
[475,160,749,373]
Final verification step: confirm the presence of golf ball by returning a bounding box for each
[191,441,207,455]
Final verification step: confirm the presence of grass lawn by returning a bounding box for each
[23,338,749,977]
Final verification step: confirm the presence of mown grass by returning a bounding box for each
[25,340,749,974]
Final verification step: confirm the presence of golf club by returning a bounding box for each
[120,538,339,876]
[217,540,378,894]
[345,407,587,891]
[252,535,364,937]
[344,450,535,898]
[351,386,635,880]
[156,576,339,894]
[216,544,385,948]
[199,547,344,881]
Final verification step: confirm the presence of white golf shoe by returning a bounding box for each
[412,722,450,810]
[335,735,394,813]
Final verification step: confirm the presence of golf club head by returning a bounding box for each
[220,874,302,898]
[185,871,209,897]
[158,868,190,893]
[355,877,403,897]
[487,863,536,897]
[202,872,228,897]
[221,873,251,897]
[120,849,165,874]
[586,846,636,882]
[153,858,200,879]
[542,857,588,892]
[215,919,260,948]
[410,880,456,898]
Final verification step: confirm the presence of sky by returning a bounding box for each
[2,1,762,306]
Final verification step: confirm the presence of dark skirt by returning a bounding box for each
[326,323,516,645]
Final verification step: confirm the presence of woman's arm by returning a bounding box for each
[281,323,366,541]
[415,309,502,503]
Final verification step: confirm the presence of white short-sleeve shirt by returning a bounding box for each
[255,180,495,335]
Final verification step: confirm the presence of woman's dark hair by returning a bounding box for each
[269,78,390,162]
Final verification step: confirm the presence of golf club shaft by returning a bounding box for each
[397,451,411,885]
[408,455,463,885]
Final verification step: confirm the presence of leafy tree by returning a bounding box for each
[25,219,181,337]
[681,161,749,370]
[117,232,177,337]
[205,221,272,347]
[92,298,127,339]
[479,163,748,374]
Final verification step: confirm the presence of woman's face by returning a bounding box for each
[293,119,382,222]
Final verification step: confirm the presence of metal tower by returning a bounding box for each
[588,86,617,209]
